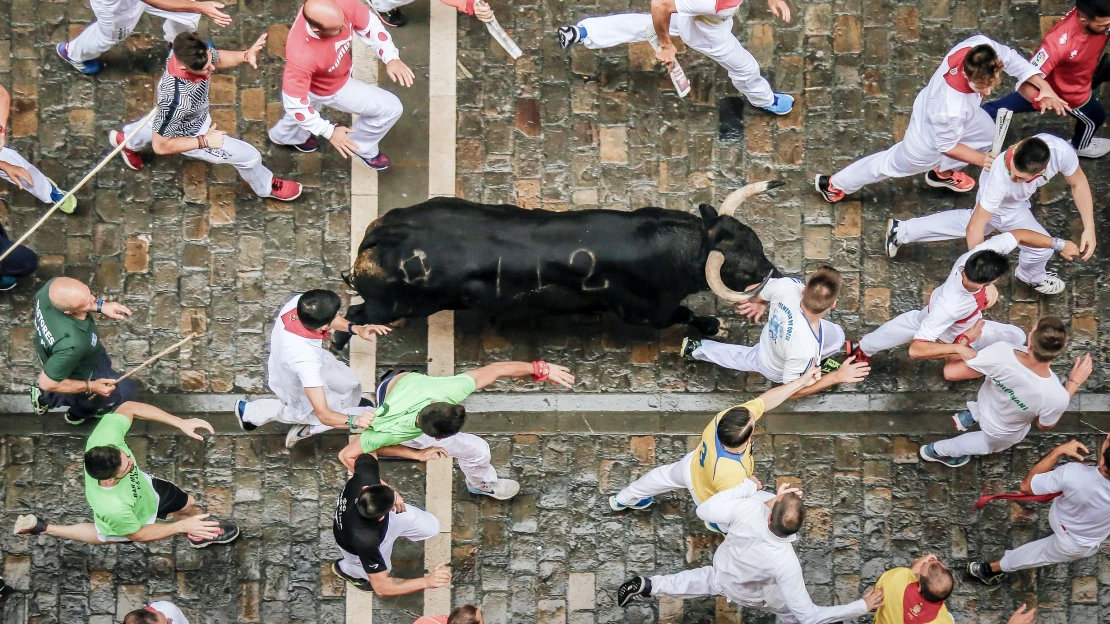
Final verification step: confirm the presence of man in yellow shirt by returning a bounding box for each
[608,363,820,530]
[873,554,955,624]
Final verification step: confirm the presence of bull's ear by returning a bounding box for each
[697,204,718,220]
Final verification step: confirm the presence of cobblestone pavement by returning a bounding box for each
[4,428,1110,623]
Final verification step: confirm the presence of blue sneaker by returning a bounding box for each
[919,443,969,468]
[234,400,256,431]
[56,43,102,75]
[47,180,76,214]
[609,495,654,511]
[761,92,794,115]
[952,410,977,432]
[0,276,16,291]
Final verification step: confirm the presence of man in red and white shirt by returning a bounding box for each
[984,0,1110,158]
[268,0,415,170]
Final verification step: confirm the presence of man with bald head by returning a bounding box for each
[267,0,414,170]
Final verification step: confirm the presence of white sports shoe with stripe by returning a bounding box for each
[1077,137,1110,159]
[1032,272,1066,295]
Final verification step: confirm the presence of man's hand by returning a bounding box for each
[90,378,117,397]
[543,363,576,389]
[386,60,415,88]
[775,481,802,498]
[832,356,870,384]
[736,300,768,323]
[329,126,359,159]
[909,553,938,575]
[424,563,451,589]
[798,362,821,387]
[1007,604,1036,624]
[862,587,884,611]
[392,489,406,513]
[1059,239,1080,261]
[767,0,791,22]
[178,417,215,441]
[655,41,677,70]
[955,345,978,361]
[1034,92,1071,116]
[354,410,375,429]
[203,125,226,150]
[1079,229,1096,261]
[180,513,221,539]
[418,447,448,461]
[353,324,392,341]
[1068,353,1093,389]
[474,0,495,22]
[197,1,232,27]
[0,162,34,191]
[982,152,996,172]
[243,33,266,69]
[1055,439,1089,462]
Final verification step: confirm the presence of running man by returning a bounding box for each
[373,0,495,29]
[815,35,1068,201]
[872,555,955,624]
[235,289,391,448]
[920,317,1091,467]
[608,365,819,530]
[557,0,797,114]
[0,84,77,215]
[983,0,1110,158]
[56,0,230,75]
[681,266,869,394]
[338,360,575,500]
[268,0,414,169]
[331,453,450,595]
[124,601,190,624]
[0,220,39,292]
[13,410,238,548]
[617,479,885,622]
[885,134,1094,294]
[968,435,1110,585]
[112,32,302,201]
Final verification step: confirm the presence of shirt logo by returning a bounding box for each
[992,378,1028,410]
[33,300,55,346]
[1058,32,1067,45]
[1031,48,1049,68]
[948,67,958,75]
[329,35,353,72]
[367,563,379,570]
[91,333,98,347]
[1070,49,1079,59]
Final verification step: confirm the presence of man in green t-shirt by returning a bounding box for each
[338,360,575,500]
[14,411,239,548]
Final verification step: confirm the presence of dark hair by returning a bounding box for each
[297,289,342,330]
[717,405,756,448]
[356,485,395,521]
[770,493,806,536]
[962,44,1004,85]
[85,446,124,480]
[802,266,841,314]
[1030,316,1067,362]
[1103,442,1110,468]
[1077,0,1110,19]
[123,609,160,624]
[173,33,210,72]
[1013,138,1051,174]
[920,565,954,602]
[963,250,1010,285]
[417,403,467,438]
[448,605,482,624]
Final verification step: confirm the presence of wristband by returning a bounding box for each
[532,360,549,383]
[348,414,358,431]
[1051,237,1066,252]
[96,298,104,314]
[348,324,360,335]
[954,334,970,347]
[86,380,92,394]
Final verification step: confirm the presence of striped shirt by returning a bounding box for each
[152,48,220,139]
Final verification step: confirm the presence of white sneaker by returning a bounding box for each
[1077,137,1110,158]
[467,478,520,500]
[284,424,317,448]
[885,218,902,258]
[1031,272,1066,295]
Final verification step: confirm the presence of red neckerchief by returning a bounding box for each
[955,285,989,325]
[902,583,945,623]
[715,0,743,11]
[943,47,976,94]
[280,308,329,339]
[970,488,1062,515]
[1004,146,1047,183]
[166,53,210,83]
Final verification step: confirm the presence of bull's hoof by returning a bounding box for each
[690,316,720,336]
[330,332,353,352]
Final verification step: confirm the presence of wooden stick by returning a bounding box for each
[0,107,159,264]
[1080,419,1108,435]
[115,333,200,382]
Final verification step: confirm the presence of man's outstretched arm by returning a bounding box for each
[464,361,574,390]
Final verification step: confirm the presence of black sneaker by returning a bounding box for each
[680,337,701,359]
[0,576,12,603]
[557,25,581,49]
[617,576,651,607]
[819,356,842,375]
[293,136,319,153]
[967,561,1005,586]
[64,411,88,426]
[29,387,48,416]
[234,400,256,432]
[187,521,240,548]
[379,8,407,27]
[13,514,48,536]
[332,559,374,591]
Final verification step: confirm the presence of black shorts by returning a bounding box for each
[151,478,190,518]
[41,351,139,420]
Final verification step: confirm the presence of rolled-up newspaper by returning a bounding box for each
[645,27,691,98]
[992,107,1013,155]
[477,1,522,59]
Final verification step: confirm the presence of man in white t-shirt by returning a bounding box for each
[919,316,1092,467]
[884,134,1096,295]
[234,289,391,448]
[850,231,1079,369]
[124,601,189,624]
[683,266,869,395]
[968,435,1110,585]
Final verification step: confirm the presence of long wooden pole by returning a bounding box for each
[115,332,200,382]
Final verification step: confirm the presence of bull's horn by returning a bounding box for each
[704,251,773,303]
[716,180,785,218]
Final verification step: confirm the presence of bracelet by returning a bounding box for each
[86,380,92,393]
[1066,378,1079,387]
[96,298,104,314]
[954,334,970,347]
[532,360,549,383]
[1051,237,1066,252]
[347,414,358,431]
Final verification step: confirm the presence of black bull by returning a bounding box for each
[340,181,784,345]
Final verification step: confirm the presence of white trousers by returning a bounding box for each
[932,425,1029,458]
[242,398,370,436]
[337,505,440,576]
[897,208,1052,285]
[401,432,498,489]
[651,565,720,599]
[0,147,54,203]
[124,113,275,197]
[692,321,845,384]
[858,309,1025,356]
[268,79,403,160]
[999,530,1100,572]
[575,14,774,107]
[615,451,698,506]
[66,0,200,62]
[830,108,995,194]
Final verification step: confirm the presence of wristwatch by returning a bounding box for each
[1051,237,1066,252]
[96,298,105,314]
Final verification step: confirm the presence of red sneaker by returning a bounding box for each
[109,131,143,171]
[844,340,870,365]
[925,169,975,192]
[814,174,845,203]
[362,152,391,171]
[270,178,303,201]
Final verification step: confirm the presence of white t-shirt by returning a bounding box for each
[758,278,823,383]
[966,343,1070,435]
[149,601,189,624]
[977,134,1080,217]
[915,233,1018,343]
[266,295,362,418]
[1031,462,1110,547]
[675,0,742,25]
